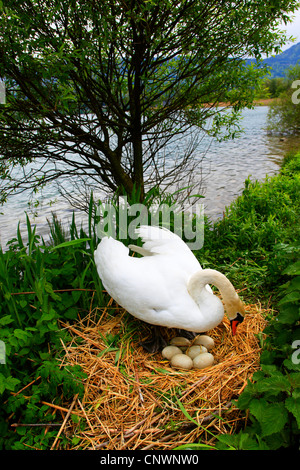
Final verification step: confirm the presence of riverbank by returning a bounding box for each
[0,150,299,450]
[252,98,277,106]
[204,98,277,107]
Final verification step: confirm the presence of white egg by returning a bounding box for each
[171,354,193,370]
[193,352,214,369]
[162,345,183,360]
[194,335,215,350]
[170,337,191,347]
[186,345,207,359]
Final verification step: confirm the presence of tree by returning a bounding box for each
[267,64,300,135]
[0,0,298,205]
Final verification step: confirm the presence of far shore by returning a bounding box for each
[204,98,277,108]
[252,98,277,106]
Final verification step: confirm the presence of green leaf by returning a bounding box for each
[285,276,300,291]
[14,329,29,340]
[176,398,199,427]
[50,238,91,250]
[278,291,300,305]
[71,290,82,303]
[0,315,14,326]
[16,426,26,436]
[282,261,300,275]
[283,358,300,371]
[216,431,269,450]
[285,396,300,428]
[72,436,81,445]
[174,443,215,450]
[97,346,119,358]
[0,373,21,394]
[188,194,205,199]
[215,433,238,450]
[249,399,288,437]
[237,380,258,409]
[256,375,291,395]
[277,304,300,324]
[39,311,56,322]
[44,281,61,301]
[288,372,300,389]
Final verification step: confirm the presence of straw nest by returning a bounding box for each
[58,299,268,450]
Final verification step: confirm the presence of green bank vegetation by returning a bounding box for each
[0,152,299,450]
[267,64,300,135]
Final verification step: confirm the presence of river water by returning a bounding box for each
[0,106,299,247]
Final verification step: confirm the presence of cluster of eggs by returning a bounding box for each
[162,335,215,370]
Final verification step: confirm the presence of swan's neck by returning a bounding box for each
[188,268,240,318]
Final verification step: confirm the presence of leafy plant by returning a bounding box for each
[0,199,103,449]
[267,64,300,135]
[216,251,300,450]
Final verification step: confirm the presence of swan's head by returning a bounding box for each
[225,295,245,335]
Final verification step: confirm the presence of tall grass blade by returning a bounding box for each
[50,238,91,250]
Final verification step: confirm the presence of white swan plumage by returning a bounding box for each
[94,225,245,339]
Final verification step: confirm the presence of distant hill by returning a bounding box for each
[247,42,300,78]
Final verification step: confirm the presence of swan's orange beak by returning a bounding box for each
[230,313,244,335]
[231,320,239,335]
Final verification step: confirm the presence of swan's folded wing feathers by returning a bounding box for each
[128,244,153,256]
[135,225,192,256]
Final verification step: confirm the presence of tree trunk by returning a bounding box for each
[130,26,145,201]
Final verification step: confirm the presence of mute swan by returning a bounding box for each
[94,226,245,352]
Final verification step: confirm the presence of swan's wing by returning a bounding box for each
[135,225,192,256]
[136,226,212,294]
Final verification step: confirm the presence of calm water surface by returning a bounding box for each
[1,106,299,247]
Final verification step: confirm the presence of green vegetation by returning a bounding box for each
[232,258,300,450]
[0,153,299,449]
[267,64,300,134]
[255,64,300,101]
[0,204,103,449]
[255,76,291,99]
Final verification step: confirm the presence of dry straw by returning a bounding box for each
[56,299,268,450]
